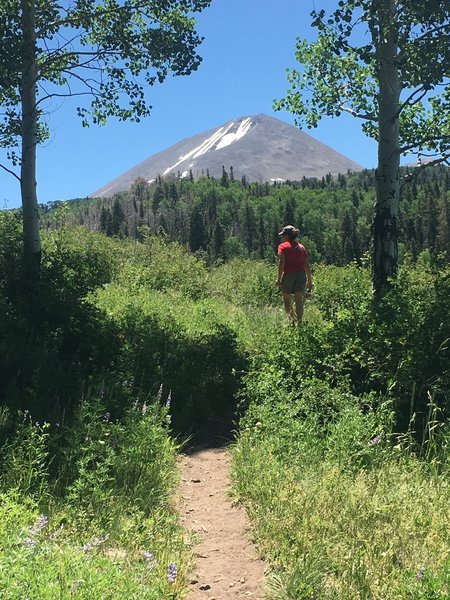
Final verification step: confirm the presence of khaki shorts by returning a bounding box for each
[281,271,307,294]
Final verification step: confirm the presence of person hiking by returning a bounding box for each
[276,225,313,325]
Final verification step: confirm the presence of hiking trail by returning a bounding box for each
[178,435,267,599]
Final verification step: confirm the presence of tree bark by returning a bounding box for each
[21,0,41,279]
[372,0,401,298]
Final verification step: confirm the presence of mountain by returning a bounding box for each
[91,114,364,197]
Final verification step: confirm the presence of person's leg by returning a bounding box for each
[294,291,305,323]
[282,291,293,317]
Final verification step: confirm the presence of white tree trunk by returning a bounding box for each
[21,0,41,276]
[373,0,401,297]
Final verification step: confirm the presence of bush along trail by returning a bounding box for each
[0,216,449,598]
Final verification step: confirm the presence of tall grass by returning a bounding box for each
[230,260,450,599]
[0,393,190,599]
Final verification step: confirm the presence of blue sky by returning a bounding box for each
[1,0,377,210]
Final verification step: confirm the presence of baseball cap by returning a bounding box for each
[278,225,296,236]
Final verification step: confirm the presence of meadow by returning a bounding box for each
[0,209,449,598]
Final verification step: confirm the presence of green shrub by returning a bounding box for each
[207,258,280,308]
[0,211,23,298]
[0,394,188,598]
[94,285,244,431]
[115,231,208,300]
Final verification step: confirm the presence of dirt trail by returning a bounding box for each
[178,445,267,599]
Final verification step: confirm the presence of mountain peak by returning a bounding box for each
[91,114,363,197]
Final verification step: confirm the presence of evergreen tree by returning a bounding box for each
[257,214,266,258]
[437,197,450,257]
[152,185,165,214]
[189,204,207,252]
[283,198,296,226]
[212,221,225,258]
[111,198,126,237]
[424,194,439,252]
[99,206,109,234]
[242,202,257,254]
[221,166,229,188]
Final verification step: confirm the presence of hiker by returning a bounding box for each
[276,225,312,325]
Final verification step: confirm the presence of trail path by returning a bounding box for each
[178,445,267,599]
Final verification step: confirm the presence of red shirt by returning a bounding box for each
[278,241,308,273]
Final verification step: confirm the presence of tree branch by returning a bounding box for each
[400,135,450,153]
[394,85,428,119]
[0,162,21,182]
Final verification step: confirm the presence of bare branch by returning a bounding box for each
[337,103,376,121]
[0,162,21,182]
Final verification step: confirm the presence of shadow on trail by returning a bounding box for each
[180,411,238,455]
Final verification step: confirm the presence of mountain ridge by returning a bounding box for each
[91,114,363,198]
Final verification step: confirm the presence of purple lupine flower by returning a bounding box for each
[416,566,425,580]
[143,551,156,570]
[103,412,110,423]
[168,562,177,583]
[50,524,64,540]
[142,402,148,416]
[369,432,383,446]
[165,391,171,410]
[82,534,109,553]
[24,515,49,547]
[156,383,163,402]
[35,515,49,530]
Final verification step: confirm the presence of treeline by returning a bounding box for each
[42,165,450,264]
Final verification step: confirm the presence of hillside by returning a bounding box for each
[91,114,363,197]
[42,165,450,267]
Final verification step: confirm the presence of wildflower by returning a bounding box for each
[50,524,64,540]
[24,514,49,547]
[35,515,49,530]
[168,562,177,583]
[369,432,383,446]
[103,412,110,422]
[416,566,425,580]
[23,410,30,422]
[142,402,148,416]
[143,551,156,570]
[156,383,164,402]
[82,534,109,553]
[165,391,171,410]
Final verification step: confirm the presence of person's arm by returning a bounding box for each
[305,257,313,291]
[276,252,285,286]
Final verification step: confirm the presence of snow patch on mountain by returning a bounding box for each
[216,117,252,150]
[162,118,253,176]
